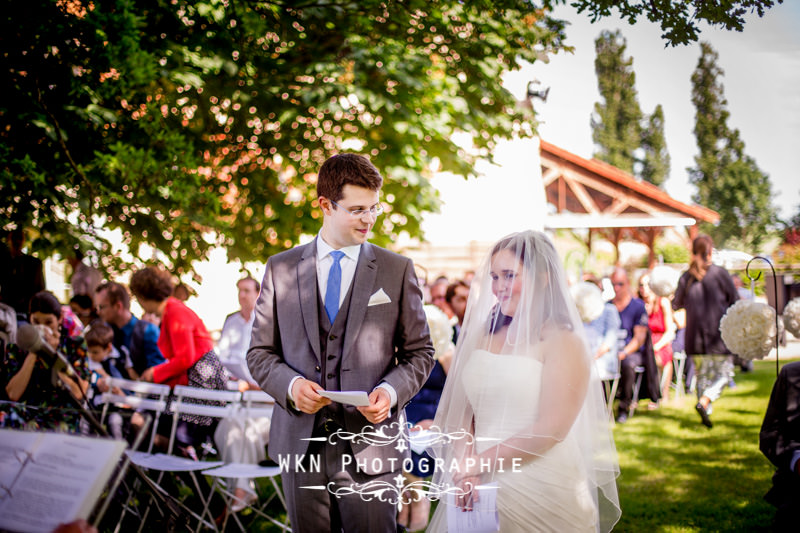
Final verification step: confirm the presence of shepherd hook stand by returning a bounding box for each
[745,255,780,376]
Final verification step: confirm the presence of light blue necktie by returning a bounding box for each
[325,251,345,323]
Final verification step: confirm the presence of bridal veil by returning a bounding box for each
[426,230,621,532]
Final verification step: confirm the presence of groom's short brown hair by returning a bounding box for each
[317,153,383,202]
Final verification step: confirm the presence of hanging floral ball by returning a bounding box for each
[424,304,455,361]
[783,297,800,339]
[719,300,778,360]
[648,265,680,298]
[570,282,605,324]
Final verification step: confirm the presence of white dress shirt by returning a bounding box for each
[218,310,256,382]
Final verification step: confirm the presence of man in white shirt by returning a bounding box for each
[218,277,260,387]
[215,276,268,511]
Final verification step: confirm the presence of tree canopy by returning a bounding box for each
[568,0,784,46]
[1,0,566,276]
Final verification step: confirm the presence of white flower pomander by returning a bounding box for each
[570,282,605,324]
[648,265,680,298]
[719,300,777,360]
[783,297,800,339]
[424,304,455,361]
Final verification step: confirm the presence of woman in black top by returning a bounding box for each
[672,235,738,428]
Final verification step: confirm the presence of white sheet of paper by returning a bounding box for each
[408,429,436,455]
[446,482,500,533]
[318,390,370,407]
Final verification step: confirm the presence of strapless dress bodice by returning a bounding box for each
[461,349,542,453]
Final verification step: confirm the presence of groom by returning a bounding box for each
[247,153,434,532]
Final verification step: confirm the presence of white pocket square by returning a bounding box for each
[368,288,391,306]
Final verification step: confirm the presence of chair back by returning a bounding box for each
[242,390,275,419]
[167,385,242,454]
[99,377,171,452]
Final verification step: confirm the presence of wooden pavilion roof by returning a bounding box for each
[539,140,720,266]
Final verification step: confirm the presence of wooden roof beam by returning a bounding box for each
[541,166,560,186]
[563,174,600,214]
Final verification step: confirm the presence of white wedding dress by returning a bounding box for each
[429,349,598,532]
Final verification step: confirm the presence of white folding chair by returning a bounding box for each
[601,373,621,422]
[242,389,275,419]
[596,358,621,422]
[122,385,240,533]
[672,351,687,397]
[97,378,173,532]
[629,366,646,418]
[202,389,290,531]
[165,385,243,532]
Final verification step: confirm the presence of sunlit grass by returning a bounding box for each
[610,359,780,532]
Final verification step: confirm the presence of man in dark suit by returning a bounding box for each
[760,361,800,531]
[247,153,435,532]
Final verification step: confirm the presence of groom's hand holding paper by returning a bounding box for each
[356,387,392,424]
[291,378,332,414]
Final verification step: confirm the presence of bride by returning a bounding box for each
[426,231,621,532]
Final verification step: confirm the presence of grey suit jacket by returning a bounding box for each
[247,239,434,474]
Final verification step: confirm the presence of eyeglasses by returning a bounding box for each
[330,199,384,218]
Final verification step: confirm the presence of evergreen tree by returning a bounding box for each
[639,104,670,187]
[592,30,670,186]
[591,30,642,174]
[689,42,776,250]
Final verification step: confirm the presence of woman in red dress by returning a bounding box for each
[639,272,676,404]
[130,266,226,451]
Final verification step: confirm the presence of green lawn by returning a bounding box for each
[611,359,782,532]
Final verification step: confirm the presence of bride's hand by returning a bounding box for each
[455,475,480,510]
[454,453,482,510]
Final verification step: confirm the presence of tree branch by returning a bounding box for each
[35,82,95,221]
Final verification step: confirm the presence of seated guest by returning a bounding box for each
[429,276,454,319]
[639,272,676,404]
[0,298,17,356]
[130,266,226,452]
[214,276,270,511]
[60,303,85,338]
[95,282,165,380]
[611,267,660,422]
[217,276,259,387]
[398,304,454,531]
[85,320,128,382]
[1,291,89,432]
[69,294,98,328]
[84,320,128,438]
[444,280,469,343]
[573,280,621,383]
[760,361,800,531]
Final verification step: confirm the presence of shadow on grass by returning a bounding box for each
[611,360,781,532]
